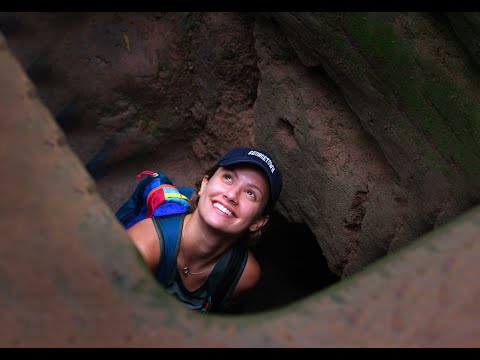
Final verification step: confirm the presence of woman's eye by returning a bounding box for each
[224,174,232,182]
[246,190,256,199]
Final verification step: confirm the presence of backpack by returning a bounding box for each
[115,170,248,313]
[115,170,194,229]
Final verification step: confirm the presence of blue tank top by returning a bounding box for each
[152,215,247,311]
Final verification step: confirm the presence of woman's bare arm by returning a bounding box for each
[126,218,161,271]
[229,249,261,299]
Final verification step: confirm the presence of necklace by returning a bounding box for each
[181,243,215,277]
[182,264,214,277]
[180,217,215,277]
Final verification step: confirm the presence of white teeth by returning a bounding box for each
[214,202,233,216]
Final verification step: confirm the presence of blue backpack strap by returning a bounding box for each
[178,187,195,200]
[152,213,185,286]
[202,241,248,313]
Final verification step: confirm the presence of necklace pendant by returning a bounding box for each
[183,267,190,276]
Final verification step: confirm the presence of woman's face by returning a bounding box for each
[197,164,270,237]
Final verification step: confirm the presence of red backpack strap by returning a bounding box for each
[136,170,158,179]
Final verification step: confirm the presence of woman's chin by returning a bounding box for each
[206,219,245,237]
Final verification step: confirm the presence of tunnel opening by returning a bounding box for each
[222,212,340,314]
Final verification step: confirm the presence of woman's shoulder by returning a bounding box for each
[126,218,161,270]
[126,217,155,236]
[230,248,261,298]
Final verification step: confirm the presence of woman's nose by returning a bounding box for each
[224,186,240,204]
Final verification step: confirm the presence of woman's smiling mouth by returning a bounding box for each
[213,202,234,217]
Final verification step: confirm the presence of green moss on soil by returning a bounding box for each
[338,13,480,176]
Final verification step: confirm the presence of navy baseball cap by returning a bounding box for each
[216,147,283,212]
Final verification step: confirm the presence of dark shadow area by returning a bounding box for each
[223,212,340,314]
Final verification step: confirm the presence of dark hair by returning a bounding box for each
[187,164,272,247]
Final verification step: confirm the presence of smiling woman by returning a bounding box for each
[125,147,283,313]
